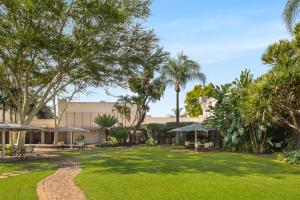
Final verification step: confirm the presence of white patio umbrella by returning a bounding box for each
[47,127,89,149]
[0,121,45,160]
[169,123,213,151]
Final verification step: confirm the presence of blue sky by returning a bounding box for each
[77,0,291,117]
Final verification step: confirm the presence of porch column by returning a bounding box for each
[96,130,100,144]
[70,131,73,149]
[174,132,178,145]
[2,129,6,160]
[9,131,13,146]
[29,132,33,144]
[194,130,198,151]
[53,132,58,144]
[41,130,45,144]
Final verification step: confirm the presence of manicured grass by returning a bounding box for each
[68,146,300,200]
[0,159,57,200]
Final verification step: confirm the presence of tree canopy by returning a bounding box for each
[184,83,214,117]
[204,23,300,153]
[162,52,206,124]
[0,0,162,145]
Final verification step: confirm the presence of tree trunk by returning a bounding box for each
[17,131,26,146]
[10,108,17,146]
[175,84,180,126]
[2,102,5,122]
[16,113,26,146]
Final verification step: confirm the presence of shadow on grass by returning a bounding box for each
[0,159,58,173]
[68,147,300,179]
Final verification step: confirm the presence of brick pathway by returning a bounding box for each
[37,157,86,200]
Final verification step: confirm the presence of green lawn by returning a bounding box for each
[67,146,300,200]
[0,159,57,200]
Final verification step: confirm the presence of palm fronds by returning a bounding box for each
[283,0,300,32]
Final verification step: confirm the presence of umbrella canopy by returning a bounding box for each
[0,121,45,131]
[169,123,215,151]
[169,123,212,133]
[47,127,89,132]
[1,121,46,160]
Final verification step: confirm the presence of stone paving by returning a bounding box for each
[37,157,86,200]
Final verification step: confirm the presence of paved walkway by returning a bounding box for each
[37,157,86,200]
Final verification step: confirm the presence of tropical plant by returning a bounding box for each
[259,25,300,135]
[94,114,118,129]
[278,150,300,164]
[109,127,128,144]
[184,83,214,117]
[145,137,156,146]
[75,135,85,144]
[283,0,300,32]
[203,70,271,153]
[162,52,206,125]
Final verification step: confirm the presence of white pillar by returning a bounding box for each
[194,130,198,151]
[175,132,179,145]
[70,132,73,149]
[96,130,100,144]
[2,129,5,160]
[53,132,58,144]
[41,131,45,144]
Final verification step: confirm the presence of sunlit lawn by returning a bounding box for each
[66,146,300,200]
[0,159,57,200]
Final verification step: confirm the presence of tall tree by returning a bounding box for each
[113,95,132,127]
[283,0,300,32]
[184,83,214,117]
[126,45,167,142]
[260,29,300,134]
[0,0,159,145]
[162,52,206,125]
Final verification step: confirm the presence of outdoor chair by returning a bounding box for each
[10,146,19,158]
[25,146,34,157]
[204,143,210,148]
[57,141,65,149]
[274,143,282,148]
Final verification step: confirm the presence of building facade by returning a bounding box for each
[0,100,202,145]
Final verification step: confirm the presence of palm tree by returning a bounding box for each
[94,114,119,141]
[94,114,118,129]
[283,0,300,32]
[162,52,206,125]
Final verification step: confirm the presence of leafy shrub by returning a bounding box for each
[284,136,297,151]
[278,150,300,164]
[109,127,128,144]
[0,145,11,155]
[145,137,156,146]
[75,135,85,144]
